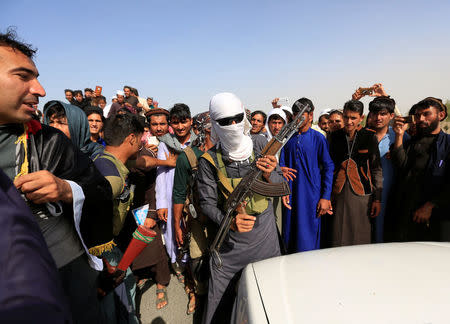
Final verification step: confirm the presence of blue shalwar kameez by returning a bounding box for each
[280,128,334,253]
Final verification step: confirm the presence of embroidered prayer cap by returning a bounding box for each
[145,108,169,120]
[424,97,448,119]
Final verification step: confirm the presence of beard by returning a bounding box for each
[416,118,439,136]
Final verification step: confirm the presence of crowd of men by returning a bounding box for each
[1,29,450,324]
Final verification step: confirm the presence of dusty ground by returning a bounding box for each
[137,274,205,324]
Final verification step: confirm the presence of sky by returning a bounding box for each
[2,0,450,118]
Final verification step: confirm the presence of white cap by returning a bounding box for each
[319,108,334,117]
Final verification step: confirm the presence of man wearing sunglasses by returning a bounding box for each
[197,92,284,324]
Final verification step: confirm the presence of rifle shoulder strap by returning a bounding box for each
[94,153,126,193]
[201,152,234,196]
[183,146,198,172]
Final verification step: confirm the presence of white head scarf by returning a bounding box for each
[265,108,287,140]
[209,92,253,161]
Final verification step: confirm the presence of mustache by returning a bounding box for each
[23,95,40,105]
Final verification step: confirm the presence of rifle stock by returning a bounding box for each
[209,102,310,269]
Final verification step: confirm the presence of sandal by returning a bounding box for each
[156,288,168,310]
[137,278,149,290]
[175,271,185,284]
[186,292,196,315]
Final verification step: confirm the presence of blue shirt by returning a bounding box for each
[379,127,396,202]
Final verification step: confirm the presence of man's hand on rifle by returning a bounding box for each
[231,212,256,233]
[280,166,297,181]
[256,155,277,181]
[230,202,255,233]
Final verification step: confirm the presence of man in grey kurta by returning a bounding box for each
[197,92,283,324]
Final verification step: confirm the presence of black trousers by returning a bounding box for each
[59,254,100,324]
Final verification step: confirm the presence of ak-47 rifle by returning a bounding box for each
[210,102,310,269]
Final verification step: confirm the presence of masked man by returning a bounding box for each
[197,92,284,324]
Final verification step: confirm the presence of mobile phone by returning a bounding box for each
[359,87,373,96]
[277,97,289,106]
[95,86,102,96]
[403,115,415,124]
[147,136,159,146]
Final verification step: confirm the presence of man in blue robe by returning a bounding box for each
[280,98,334,253]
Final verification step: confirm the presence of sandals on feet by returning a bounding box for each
[137,278,149,290]
[156,288,168,310]
[186,292,196,315]
[175,271,185,284]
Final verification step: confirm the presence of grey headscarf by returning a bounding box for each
[158,131,197,154]
[43,100,104,158]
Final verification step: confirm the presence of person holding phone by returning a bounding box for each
[388,97,450,242]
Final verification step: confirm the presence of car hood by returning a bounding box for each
[252,242,450,324]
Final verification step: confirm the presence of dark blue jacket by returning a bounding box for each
[425,131,450,211]
[0,168,71,323]
[395,130,450,216]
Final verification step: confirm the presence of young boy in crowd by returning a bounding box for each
[328,100,382,246]
[280,98,334,253]
[156,104,195,279]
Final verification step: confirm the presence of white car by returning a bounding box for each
[232,242,450,324]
